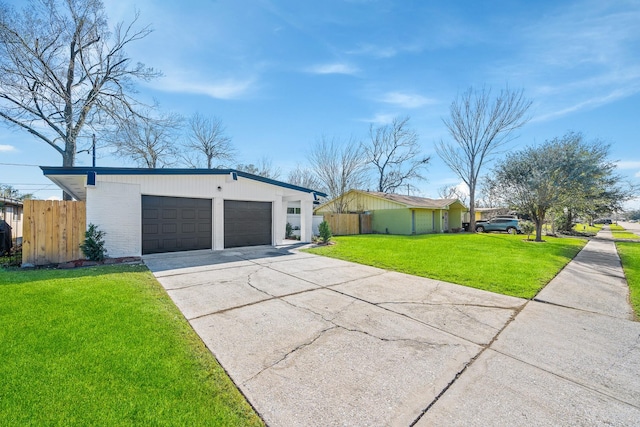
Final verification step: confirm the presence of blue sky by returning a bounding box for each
[1,0,639,208]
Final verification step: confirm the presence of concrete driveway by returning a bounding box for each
[145,242,640,426]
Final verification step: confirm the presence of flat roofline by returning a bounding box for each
[40,166,327,197]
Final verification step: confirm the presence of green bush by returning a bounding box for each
[285,222,293,239]
[520,220,535,240]
[80,223,107,261]
[318,220,332,243]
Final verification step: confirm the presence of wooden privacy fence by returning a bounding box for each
[22,200,86,266]
[323,213,372,236]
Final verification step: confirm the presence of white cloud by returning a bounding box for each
[532,87,637,122]
[359,113,396,125]
[151,76,255,100]
[496,1,640,121]
[0,144,16,152]
[347,43,398,58]
[306,63,359,75]
[617,161,640,170]
[380,91,436,109]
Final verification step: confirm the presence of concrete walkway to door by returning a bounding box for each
[144,234,640,426]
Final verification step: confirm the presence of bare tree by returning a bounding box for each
[182,113,235,168]
[479,177,502,208]
[0,0,158,197]
[438,184,468,205]
[110,111,182,168]
[287,165,324,191]
[436,86,531,232]
[236,156,282,179]
[308,136,368,213]
[364,116,430,193]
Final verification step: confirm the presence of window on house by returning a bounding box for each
[287,207,301,214]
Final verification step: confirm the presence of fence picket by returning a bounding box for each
[22,200,86,266]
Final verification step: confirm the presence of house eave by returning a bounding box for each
[40,166,328,201]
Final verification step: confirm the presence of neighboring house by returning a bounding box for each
[464,207,512,222]
[41,167,326,257]
[286,201,324,237]
[314,190,468,234]
[0,197,23,243]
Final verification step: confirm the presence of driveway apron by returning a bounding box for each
[145,235,640,426]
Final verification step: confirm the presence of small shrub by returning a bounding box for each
[318,220,332,243]
[285,222,293,239]
[80,223,107,261]
[521,221,535,240]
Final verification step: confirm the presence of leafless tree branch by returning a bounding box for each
[364,116,430,193]
[435,85,531,231]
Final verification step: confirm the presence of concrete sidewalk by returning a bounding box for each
[146,235,640,426]
[418,233,640,425]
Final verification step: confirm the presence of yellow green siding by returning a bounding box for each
[316,192,404,213]
[449,207,464,229]
[413,209,436,234]
[372,209,412,234]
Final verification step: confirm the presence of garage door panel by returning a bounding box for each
[162,209,177,219]
[142,196,212,255]
[198,223,211,232]
[143,209,158,219]
[224,200,272,248]
[143,224,158,234]
[163,223,177,233]
[182,209,196,219]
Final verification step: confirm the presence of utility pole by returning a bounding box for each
[77,134,97,167]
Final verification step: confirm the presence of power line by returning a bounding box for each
[0,162,42,167]
[0,183,54,186]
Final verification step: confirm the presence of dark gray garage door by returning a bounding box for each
[224,200,272,248]
[142,196,212,255]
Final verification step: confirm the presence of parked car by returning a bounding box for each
[594,218,612,224]
[475,218,522,234]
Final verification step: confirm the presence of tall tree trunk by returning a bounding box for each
[535,220,543,242]
[469,182,476,232]
[61,138,77,200]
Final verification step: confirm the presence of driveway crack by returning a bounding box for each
[246,269,275,298]
[242,325,338,385]
[284,298,454,348]
[379,301,524,310]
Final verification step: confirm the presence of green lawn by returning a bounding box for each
[617,242,640,318]
[306,234,586,298]
[609,224,640,240]
[572,223,602,234]
[0,265,263,427]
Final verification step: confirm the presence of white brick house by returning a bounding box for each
[42,167,326,257]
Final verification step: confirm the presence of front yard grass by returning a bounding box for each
[616,242,640,318]
[572,223,602,235]
[0,265,263,427]
[306,234,586,299]
[609,224,640,240]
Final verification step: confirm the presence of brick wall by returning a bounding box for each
[86,181,141,258]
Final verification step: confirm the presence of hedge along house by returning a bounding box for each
[41,167,326,257]
[314,189,468,234]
